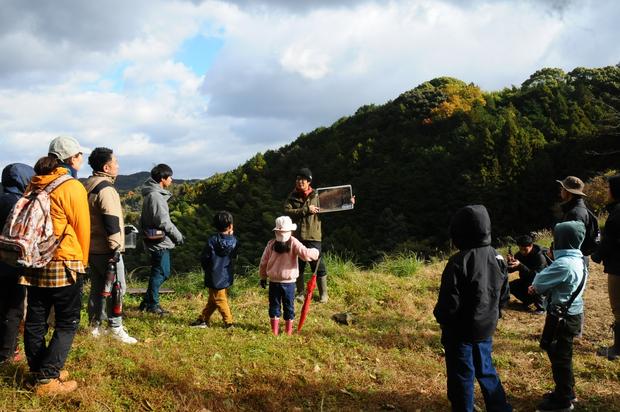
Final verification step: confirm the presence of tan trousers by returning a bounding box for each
[201,288,233,325]
[609,275,620,323]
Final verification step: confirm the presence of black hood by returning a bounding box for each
[1,163,35,195]
[450,205,492,250]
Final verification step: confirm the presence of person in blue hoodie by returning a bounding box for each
[530,221,586,412]
[0,163,35,364]
[434,205,512,412]
[190,211,238,328]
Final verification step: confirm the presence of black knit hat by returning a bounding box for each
[516,234,534,246]
[609,174,620,200]
[297,167,313,181]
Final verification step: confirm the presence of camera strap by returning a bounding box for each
[557,265,587,315]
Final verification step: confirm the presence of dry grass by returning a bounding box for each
[1,255,619,411]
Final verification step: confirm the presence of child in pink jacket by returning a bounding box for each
[259,216,319,335]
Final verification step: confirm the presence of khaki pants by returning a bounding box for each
[609,275,620,323]
[201,288,233,325]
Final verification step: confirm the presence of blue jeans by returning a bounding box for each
[268,282,295,320]
[143,249,171,309]
[443,336,512,412]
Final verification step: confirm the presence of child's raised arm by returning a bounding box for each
[291,238,319,262]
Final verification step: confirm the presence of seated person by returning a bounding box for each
[508,235,548,312]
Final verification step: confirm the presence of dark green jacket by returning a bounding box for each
[284,189,322,241]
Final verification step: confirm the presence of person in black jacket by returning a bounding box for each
[508,235,548,313]
[0,163,35,364]
[557,176,596,258]
[593,174,620,360]
[434,205,512,412]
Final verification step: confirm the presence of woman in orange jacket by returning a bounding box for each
[19,136,90,396]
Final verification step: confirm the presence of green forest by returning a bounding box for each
[122,66,620,273]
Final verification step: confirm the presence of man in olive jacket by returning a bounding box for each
[284,168,329,303]
[139,164,184,315]
[434,205,512,412]
[84,148,137,344]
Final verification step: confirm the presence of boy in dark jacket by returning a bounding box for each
[434,205,512,412]
[0,163,34,364]
[593,174,620,360]
[190,211,238,328]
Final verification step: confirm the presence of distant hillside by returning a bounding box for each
[125,66,620,271]
[80,172,199,192]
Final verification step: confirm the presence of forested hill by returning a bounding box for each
[131,66,620,271]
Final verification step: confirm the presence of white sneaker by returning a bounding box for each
[91,325,106,338]
[110,326,138,344]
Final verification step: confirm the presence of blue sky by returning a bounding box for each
[0,0,618,178]
[175,34,224,76]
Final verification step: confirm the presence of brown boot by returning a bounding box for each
[597,322,620,360]
[35,378,78,396]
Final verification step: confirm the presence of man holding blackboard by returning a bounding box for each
[284,168,329,303]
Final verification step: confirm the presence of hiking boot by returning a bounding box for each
[543,391,577,404]
[58,370,69,381]
[110,326,138,344]
[597,322,620,360]
[536,393,574,412]
[35,378,78,396]
[138,301,147,311]
[190,319,208,328]
[597,345,620,360]
[146,306,169,316]
[295,293,305,303]
[224,323,234,329]
[318,276,329,303]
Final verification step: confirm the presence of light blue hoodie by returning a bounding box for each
[532,221,587,315]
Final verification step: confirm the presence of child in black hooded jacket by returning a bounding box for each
[434,204,512,412]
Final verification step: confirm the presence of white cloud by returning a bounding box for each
[0,0,619,179]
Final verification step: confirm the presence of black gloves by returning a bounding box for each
[260,279,267,289]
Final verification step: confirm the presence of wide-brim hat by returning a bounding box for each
[273,216,297,232]
[48,136,83,161]
[556,176,586,197]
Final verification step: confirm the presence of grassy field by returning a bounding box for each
[1,252,620,411]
